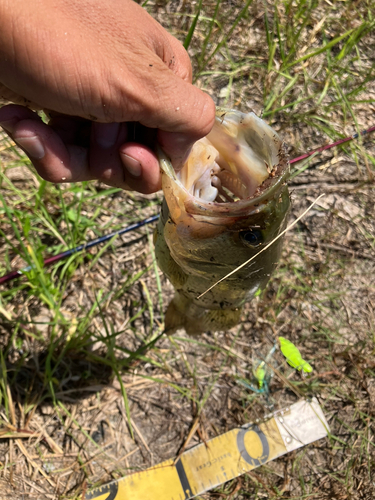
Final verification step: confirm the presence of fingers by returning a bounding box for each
[89,123,161,193]
[130,56,216,138]
[89,122,128,187]
[0,104,161,193]
[157,130,194,171]
[162,32,193,84]
[4,117,89,183]
[119,143,161,194]
[128,53,215,167]
[136,37,215,169]
[0,105,76,182]
[0,104,41,132]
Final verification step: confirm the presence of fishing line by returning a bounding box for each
[197,193,326,299]
[0,124,374,286]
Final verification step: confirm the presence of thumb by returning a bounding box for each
[137,30,215,167]
[152,74,216,169]
[156,129,197,171]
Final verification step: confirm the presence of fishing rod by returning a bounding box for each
[0,126,374,286]
[0,214,159,285]
[289,125,375,164]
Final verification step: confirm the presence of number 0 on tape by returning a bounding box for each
[86,398,329,500]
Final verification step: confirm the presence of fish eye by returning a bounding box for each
[239,229,263,247]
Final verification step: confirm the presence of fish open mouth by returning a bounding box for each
[178,139,250,203]
[158,109,289,224]
[177,110,287,205]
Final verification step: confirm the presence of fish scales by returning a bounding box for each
[155,109,290,334]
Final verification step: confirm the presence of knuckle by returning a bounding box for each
[168,37,192,83]
[197,95,216,137]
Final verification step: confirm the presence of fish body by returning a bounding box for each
[155,109,290,334]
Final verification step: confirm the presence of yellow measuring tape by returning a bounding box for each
[86,398,329,500]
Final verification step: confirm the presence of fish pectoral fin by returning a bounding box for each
[165,257,188,288]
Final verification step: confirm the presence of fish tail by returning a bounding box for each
[164,292,243,335]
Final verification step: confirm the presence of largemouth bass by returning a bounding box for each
[155,109,290,334]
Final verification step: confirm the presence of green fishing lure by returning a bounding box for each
[253,362,266,389]
[278,337,313,373]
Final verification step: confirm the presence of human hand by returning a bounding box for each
[0,0,215,193]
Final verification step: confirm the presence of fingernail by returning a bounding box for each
[15,135,45,159]
[176,145,192,169]
[158,131,194,170]
[166,145,192,171]
[0,119,17,134]
[93,122,120,148]
[121,153,142,177]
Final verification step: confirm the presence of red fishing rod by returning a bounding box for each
[0,126,374,285]
[289,125,375,164]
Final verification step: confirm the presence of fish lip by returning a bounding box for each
[158,142,289,219]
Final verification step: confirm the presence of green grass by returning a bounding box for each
[0,0,375,498]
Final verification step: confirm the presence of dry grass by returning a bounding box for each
[0,0,375,499]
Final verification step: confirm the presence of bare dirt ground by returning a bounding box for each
[0,1,374,499]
